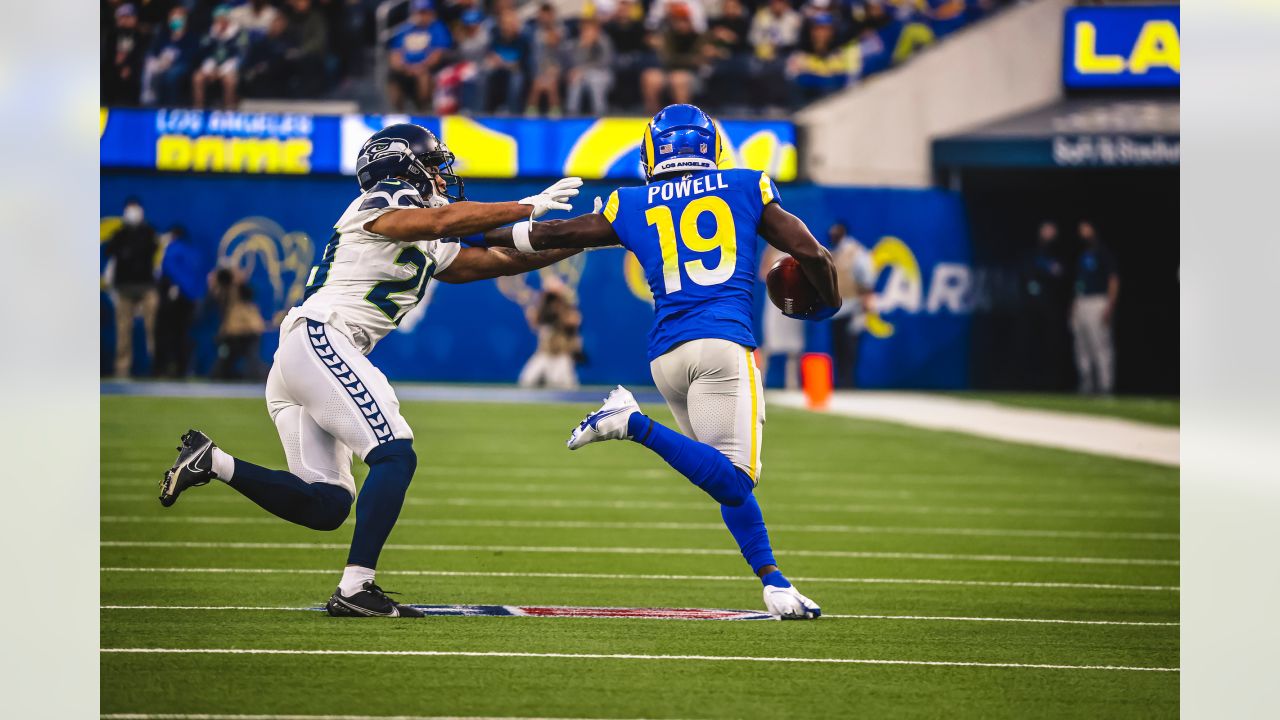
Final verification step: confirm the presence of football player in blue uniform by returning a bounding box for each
[482,104,840,618]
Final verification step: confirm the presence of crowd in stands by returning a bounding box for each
[103,0,1015,114]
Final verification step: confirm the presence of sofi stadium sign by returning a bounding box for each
[1063,5,1179,90]
[100,108,798,181]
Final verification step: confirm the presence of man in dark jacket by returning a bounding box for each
[104,197,159,377]
[154,225,208,378]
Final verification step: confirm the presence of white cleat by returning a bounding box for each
[567,386,640,450]
[763,584,822,620]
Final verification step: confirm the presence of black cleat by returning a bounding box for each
[326,582,425,618]
[160,430,216,507]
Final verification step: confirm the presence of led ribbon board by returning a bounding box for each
[100,109,798,181]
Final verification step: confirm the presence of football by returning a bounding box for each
[766,256,824,317]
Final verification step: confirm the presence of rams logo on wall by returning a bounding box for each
[217,217,314,326]
[865,236,972,339]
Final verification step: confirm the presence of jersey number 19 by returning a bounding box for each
[645,195,737,295]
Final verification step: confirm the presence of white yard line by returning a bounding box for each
[103,475,1176,507]
[100,567,1181,592]
[104,493,1174,520]
[102,715,636,720]
[102,715,640,720]
[99,647,1179,673]
[99,541,1178,567]
[769,391,1179,467]
[98,604,1177,627]
[100,515,1178,542]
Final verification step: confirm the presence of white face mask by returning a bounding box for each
[123,205,144,225]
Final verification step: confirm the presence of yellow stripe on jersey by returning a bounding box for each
[759,173,775,205]
[603,190,620,223]
[745,348,759,484]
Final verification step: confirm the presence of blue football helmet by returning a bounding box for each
[355,123,464,200]
[640,104,723,181]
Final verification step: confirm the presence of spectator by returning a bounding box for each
[452,10,493,113]
[787,13,851,105]
[104,198,160,378]
[643,3,706,113]
[387,0,453,111]
[229,0,281,34]
[154,225,207,378]
[241,12,293,97]
[209,268,267,380]
[104,4,147,105]
[286,0,330,96]
[565,17,614,115]
[485,9,530,113]
[647,0,708,33]
[192,5,248,109]
[758,244,806,389]
[827,220,876,388]
[604,0,656,110]
[518,278,582,390]
[525,4,569,116]
[1070,221,1119,395]
[845,0,893,39]
[749,0,802,109]
[142,5,198,105]
[703,0,753,111]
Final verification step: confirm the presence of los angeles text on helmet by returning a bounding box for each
[646,173,728,204]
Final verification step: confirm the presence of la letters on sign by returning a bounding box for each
[1063,6,1179,89]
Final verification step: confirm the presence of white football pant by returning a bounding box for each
[264,316,414,498]
[649,338,765,483]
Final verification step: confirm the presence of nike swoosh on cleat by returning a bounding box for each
[586,407,628,430]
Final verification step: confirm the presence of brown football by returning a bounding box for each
[766,256,824,317]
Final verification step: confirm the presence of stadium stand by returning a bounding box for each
[102,0,1018,114]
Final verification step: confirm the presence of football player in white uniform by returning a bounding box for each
[160,124,585,617]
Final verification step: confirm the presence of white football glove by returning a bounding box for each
[763,584,822,620]
[592,195,604,214]
[519,176,583,219]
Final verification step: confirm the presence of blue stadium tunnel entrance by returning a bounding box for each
[933,99,1179,396]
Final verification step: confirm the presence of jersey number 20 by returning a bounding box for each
[366,247,434,324]
[645,196,737,294]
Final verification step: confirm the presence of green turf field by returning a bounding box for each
[948,393,1180,427]
[101,394,1179,719]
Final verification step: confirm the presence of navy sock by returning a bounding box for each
[721,494,779,574]
[346,439,417,569]
[227,459,352,531]
[628,413,754,507]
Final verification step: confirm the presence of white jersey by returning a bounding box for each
[294,179,461,354]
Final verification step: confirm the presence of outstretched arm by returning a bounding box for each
[367,177,583,242]
[483,213,622,250]
[758,202,840,309]
[435,246,583,284]
[367,201,532,242]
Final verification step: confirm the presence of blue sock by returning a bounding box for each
[721,494,779,575]
[346,439,417,569]
[628,413,753,507]
[227,460,352,531]
[760,569,792,588]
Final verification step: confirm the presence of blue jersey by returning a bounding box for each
[604,168,781,361]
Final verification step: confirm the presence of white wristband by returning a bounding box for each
[512,221,534,253]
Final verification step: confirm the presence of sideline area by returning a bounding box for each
[101,381,1178,466]
[769,392,1179,467]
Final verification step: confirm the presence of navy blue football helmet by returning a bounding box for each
[640,104,723,181]
[356,123,464,200]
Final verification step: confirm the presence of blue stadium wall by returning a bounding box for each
[101,173,972,389]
